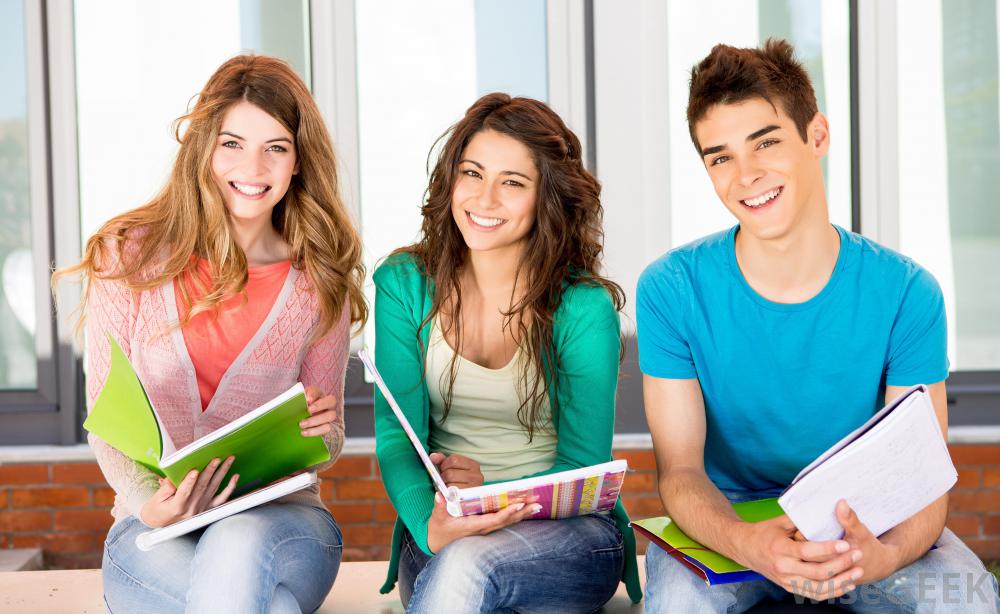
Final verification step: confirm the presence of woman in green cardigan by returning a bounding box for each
[373,92,641,612]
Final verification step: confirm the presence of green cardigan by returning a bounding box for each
[372,253,641,603]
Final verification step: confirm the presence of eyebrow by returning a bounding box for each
[219,131,293,144]
[458,158,534,182]
[700,124,782,157]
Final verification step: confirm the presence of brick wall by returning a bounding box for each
[1,444,998,569]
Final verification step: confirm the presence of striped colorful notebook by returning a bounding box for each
[359,349,627,518]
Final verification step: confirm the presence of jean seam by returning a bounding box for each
[104,552,186,608]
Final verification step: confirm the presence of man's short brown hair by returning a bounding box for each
[687,38,818,152]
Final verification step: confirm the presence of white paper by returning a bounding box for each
[778,386,956,541]
[134,472,317,550]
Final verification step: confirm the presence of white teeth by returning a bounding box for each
[469,212,505,227]
[744,188,780,208]
[233,182,268,196]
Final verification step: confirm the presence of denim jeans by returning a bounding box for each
[102,503,342,614]
[644,489,1000,614]
[398,513,625,614]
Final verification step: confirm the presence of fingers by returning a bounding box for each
[304,385,322,404]
[440,467,481,488]
[796,538,852,562]
[210,473,240,508]
[185,459,222,514]
[783,564,863,601]
[429,452,446,465]
[199,456,235,509]
[173,468,200,508]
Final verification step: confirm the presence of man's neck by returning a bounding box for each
[735,218,840,304]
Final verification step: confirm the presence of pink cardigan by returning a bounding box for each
[86,245,349,525]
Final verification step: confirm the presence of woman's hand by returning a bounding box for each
[426,492,540,553]
[139,456,239,528]
[428,452,484,488]
[300,385,340,437]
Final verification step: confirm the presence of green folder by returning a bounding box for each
[632,498,784,584]
[84,334,330,496]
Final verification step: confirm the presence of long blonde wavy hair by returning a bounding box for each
[54,54,367,340]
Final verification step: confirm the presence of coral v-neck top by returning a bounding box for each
[174,258,292,410]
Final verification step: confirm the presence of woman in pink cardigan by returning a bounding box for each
[55,55,366,613]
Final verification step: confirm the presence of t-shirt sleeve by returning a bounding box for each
[636,261,697,379]
[885,265,950,386]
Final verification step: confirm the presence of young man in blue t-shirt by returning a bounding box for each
[637,39,999,613]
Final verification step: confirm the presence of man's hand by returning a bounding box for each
[428,452,484,488]
[300,385,340,437]
[835,499,902,584]
[139,456,239,528]
[426,492,539,553]
[737,514,864,600]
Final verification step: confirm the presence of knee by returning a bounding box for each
[432,537,498,583]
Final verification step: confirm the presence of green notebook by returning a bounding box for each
[632,498,783,585]
[84,334,330,495]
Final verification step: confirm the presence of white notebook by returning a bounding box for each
[135,472,318,551]
[778,385,956,541]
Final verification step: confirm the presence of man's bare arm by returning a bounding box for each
[644,375,863,598]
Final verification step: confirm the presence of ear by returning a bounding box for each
[808,112,830,158]
[293,162,300,176]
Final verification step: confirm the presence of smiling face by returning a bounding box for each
[451,129,539,255]
[694,97,829,243]
[211,101,298,226]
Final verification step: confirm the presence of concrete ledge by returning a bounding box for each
[0,560,642,614]
[0,549,42,572]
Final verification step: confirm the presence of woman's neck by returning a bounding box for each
[229,215,289,267]
[462,244,524,297]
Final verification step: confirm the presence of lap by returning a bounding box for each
[103,503,343,614]
[402,514,624,614]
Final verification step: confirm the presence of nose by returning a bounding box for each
[736,156,765,188]
[245,148,267,178]
[476,178,501,210]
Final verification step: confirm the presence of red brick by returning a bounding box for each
[320,480,334,501]
[374,503,397,523]
[12,487,89,508]
[341,524,393,546]
[54,509,114,531]
[963,538,1000,560]
[983,515,1000,536]
[621,496,665,518]
[949,445,1000,466]
[51,463,106,485]
[334,479,387,501]
[93,487,116,507]
[622,472,656,494]
[343,546,375,562]
[983,468,1000,489]
[0,534,7,548]
[0,489,7,507]
[614,449,658,472]
[948,491,1000,514]
[0,510,52,532]
[13,532,100,553]
[318,456,372,479]
[327,503,374,524]
[945,514,981,537]
[955,468,982,489]
[0,464,49,485]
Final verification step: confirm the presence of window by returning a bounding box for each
[897,0,1000,423]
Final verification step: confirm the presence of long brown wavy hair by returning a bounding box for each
[54,54,367,341]
[396,92,624,440]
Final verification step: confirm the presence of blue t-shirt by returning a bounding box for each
[636,224,948,495]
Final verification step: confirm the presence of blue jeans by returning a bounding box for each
[644,489,1000,614]
[102,503,342,614]
[398,513,625,614]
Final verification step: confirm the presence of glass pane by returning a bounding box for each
[0,0,37,390]
[355,0,549,339]
[74,0,311,241]
[898,0,1000,371]
[666,0,852,247]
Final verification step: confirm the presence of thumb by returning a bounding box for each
[429,452,445,465]
[158,478,177,498]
